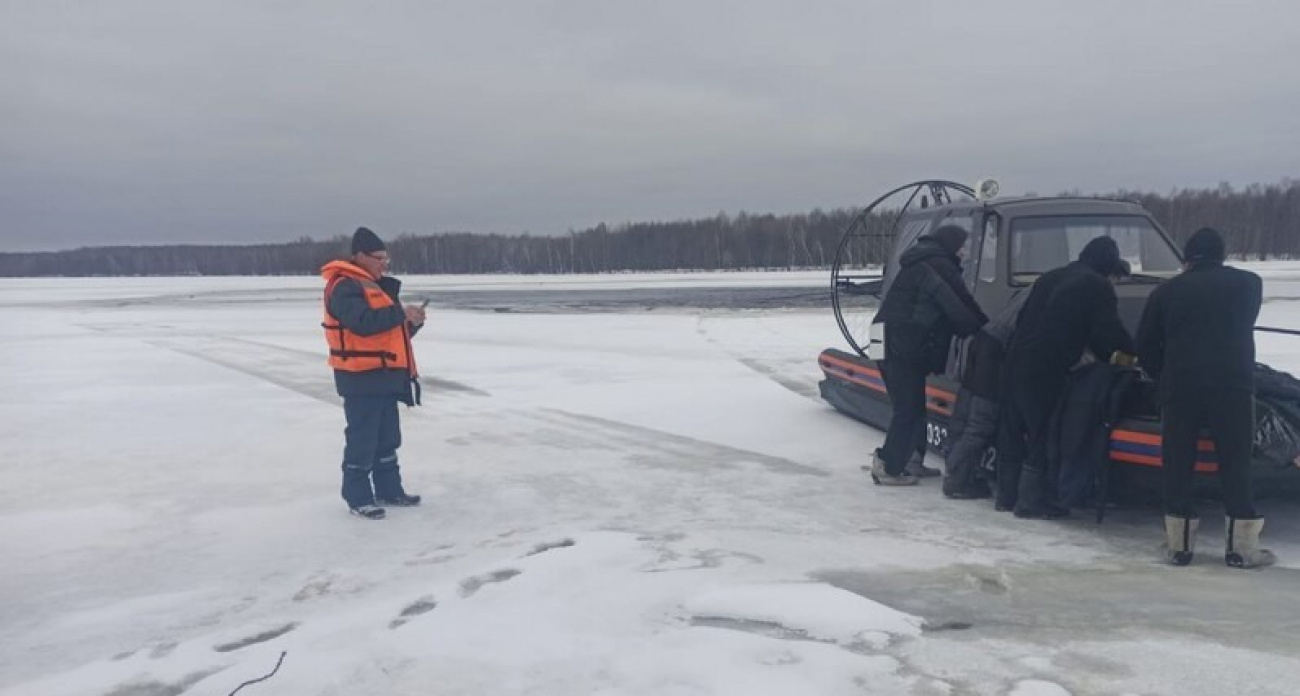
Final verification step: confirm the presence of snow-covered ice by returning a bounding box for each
[2,269,1299,695]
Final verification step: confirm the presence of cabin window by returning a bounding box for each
[978,216,999,283]
[1010,215,1181,282]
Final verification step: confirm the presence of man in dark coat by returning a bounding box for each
[1136,227,1274,568]
[1001,236,1134,517]
[870,225,987,485]
[320,227,427,520]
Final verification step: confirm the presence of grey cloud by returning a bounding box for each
[2,1,1298,251]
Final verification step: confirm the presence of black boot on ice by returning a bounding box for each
[377,493,422,507]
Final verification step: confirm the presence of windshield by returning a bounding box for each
[1010,215,1181,282]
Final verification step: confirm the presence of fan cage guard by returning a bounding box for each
[831,180,975,356]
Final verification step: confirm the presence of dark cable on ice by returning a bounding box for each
[227,651,286,695]
[1256,325,1300,337]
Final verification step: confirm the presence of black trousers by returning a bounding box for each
[997,372,1066,505]
[879,355,929,476]
[341,395,405,508]
[1014,375,1066,475]
[1162,389,1257,519]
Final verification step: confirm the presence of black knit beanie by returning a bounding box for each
[351,226,386,255]
[1078,236,1123,276]
[927,225,969,256]
[1184,227,1226,264]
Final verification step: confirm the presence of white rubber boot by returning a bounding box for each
[1162,515,1198,566]
[1225,517,1276,569]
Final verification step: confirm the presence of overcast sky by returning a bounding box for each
[2,1,1297,252]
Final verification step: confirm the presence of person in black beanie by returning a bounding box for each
[869,225,988,485]
[999,235,1135,517]
[319,227,428,520]
[1137,227,1274,567]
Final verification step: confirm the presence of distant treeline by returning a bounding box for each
[3,181,1298,277]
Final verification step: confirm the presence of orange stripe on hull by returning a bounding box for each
[1111,429,1217,452]
[821,352,1222,473]
[819,356,954,416]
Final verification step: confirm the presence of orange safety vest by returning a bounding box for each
[320,260,418,376]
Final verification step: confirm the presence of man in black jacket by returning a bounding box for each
[1136,227,1274,568]
[320,228,427,520]
[1001,236,1135,517]
[871,225,987,485]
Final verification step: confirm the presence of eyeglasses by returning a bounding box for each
[364,252,391,264]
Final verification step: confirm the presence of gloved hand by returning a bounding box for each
[1110,351,1138,367]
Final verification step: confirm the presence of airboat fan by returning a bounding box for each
[831,180,975,357]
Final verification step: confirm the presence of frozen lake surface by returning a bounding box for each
[2,268,1299,695]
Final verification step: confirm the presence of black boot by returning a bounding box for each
[1013,467,1048,519]
[905,450,942,478]
[1163,515,1198,566]
[1012,468,1070,518]
[944,447,991,499]
[995,459,1021,511]
[943,457,990,498]
[1040,469,1071,519]
[377,492,422,507]
[944,479,992,499]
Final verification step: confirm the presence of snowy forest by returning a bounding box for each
[3,181,1299,277]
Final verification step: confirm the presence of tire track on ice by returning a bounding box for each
[525,408,828,478]
[80,323,488,404]
[694,315,822,400]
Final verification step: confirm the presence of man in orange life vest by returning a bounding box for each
[320,227,427,520]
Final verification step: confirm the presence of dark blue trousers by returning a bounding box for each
[341,395,405,508]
